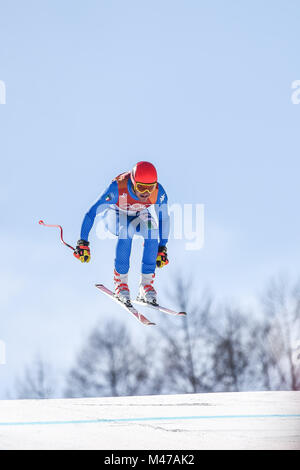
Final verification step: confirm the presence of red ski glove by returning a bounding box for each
[74,239,91,263]
[156,245,169,268]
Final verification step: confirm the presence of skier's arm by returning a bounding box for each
[154,184,170,247]
[80,181,118,241]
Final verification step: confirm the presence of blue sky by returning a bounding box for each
[0,0,299,397]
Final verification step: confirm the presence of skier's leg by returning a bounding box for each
[142,238,159,274]
[134,213,159,304]
[102,209,133,303]
[138,238,159,304]
[113,237,133,304]
[113,215,134,302]
[114,237,133,274]
[102,209,132,273]
[138,212,159,273]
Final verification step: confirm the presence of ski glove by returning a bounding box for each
[74,239,91,263]
[156,245,169,268]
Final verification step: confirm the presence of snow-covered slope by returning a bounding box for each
[0,391,299,450]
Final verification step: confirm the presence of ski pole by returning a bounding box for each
[38,220,75,252]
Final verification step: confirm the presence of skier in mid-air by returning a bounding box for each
[74,161,170,306]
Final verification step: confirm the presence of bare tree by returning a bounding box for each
[14,356,55,399]
[258,275,300,390]
[206,304,258,392]
[64,321,161,397]
[158,275,263,393]
[157,276,214,394]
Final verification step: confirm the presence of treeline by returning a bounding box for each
[12,275,300,398]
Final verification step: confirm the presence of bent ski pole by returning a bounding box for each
[38,220,75,252]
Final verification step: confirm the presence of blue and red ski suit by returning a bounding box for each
[80,172,170,274]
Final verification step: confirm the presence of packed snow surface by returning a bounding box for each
[0,391,299,449]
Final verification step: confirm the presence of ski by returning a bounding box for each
[133,298,187,317]
[95,284,156,326]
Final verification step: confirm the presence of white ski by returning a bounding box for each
[95,284,156,326]
[133,298,187,317]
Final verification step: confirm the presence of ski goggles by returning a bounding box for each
[134,182,157,193]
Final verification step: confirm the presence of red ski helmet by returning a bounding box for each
[131,161,158,185]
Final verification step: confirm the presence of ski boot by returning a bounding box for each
[136,273,158,306]
[114,269,131,306]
